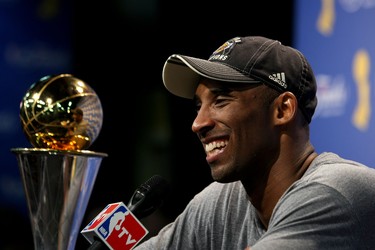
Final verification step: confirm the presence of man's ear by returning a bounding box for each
[273,91,298,125]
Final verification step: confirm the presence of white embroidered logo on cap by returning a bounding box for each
[208,37,241,62]
[269,72,287,89]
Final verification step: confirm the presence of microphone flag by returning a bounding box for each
[81,202,148,250]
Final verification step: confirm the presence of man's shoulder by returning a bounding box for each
[300,152,375,199]
[308,152,375,177]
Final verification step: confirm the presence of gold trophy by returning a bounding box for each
[11,74,107,250]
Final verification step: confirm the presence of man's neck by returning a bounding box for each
[242,150,318,229]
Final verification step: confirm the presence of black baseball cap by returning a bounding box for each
[162,36,318,123]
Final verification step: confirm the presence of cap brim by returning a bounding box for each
[162,54,259,99]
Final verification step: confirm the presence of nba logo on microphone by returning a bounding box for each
[81,202,149,250]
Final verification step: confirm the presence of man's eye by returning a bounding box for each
[215,97,230,106]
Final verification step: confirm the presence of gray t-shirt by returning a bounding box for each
[134,152,375,249]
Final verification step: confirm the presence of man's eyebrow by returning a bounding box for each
[193,82,264,101]
[192,86,230,102]
[210,86,230,95]
[212,82,263,92]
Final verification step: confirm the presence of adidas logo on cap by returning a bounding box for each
[268,72,287,89]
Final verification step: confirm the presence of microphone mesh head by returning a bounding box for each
[129,175,170,219]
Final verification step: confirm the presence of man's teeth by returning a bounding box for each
[205,141,227,153]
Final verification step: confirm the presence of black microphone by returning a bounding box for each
[83,175,170,250]
[127,174,169,218]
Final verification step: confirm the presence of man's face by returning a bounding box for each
[192,78,279,183]
[73,112,82,122]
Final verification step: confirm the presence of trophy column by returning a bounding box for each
[12,148,107,250]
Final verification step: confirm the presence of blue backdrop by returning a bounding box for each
[0,0,73,214]
[294,0,375,167]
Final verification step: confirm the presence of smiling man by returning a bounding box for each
[134,36,375,250]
